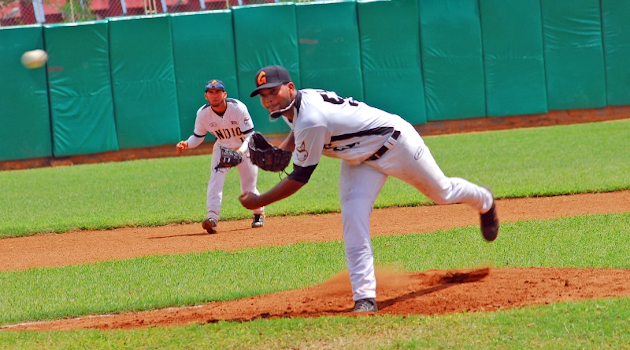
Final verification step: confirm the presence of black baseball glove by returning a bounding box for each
[248,132,292,172]
[215,146,243,170]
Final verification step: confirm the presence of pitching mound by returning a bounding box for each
[6,266,630,331]
[1,191,629,331]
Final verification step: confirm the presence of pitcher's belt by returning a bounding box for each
[366,130,400,161]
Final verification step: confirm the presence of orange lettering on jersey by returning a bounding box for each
[257,71,267,86]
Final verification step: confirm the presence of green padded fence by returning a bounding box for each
[4,0,630,164]
[601,0,630,106]
[541,0,606,110]
[232,3,298,135]
[419,0,486,121]
[295,0,363,101]
[108,15,181,149]
[44,21,118,157]
[0,25,52,161]
[171,11,238,142]
[358,0,426,124]
[479,0,548,117]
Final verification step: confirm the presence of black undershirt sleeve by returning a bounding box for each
[287,164,317,184]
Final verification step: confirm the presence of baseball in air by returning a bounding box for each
[21,49,48,69]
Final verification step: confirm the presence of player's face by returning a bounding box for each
[205,89,227,107]
[258,83,293,115]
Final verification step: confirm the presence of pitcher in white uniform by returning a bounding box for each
[177,79,264,234]
[239,66,499,312]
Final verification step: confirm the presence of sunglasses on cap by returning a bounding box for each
[205,80,225,91]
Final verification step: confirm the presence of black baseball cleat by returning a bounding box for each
[479,187,499,241]
[252,214,264,228]
[480,203,499,241]
[480,186,499,241]
[202,218,218,234]
[352,298,378,312]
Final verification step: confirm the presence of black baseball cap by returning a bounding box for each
[205,79,225,91]
[250,65,292,97]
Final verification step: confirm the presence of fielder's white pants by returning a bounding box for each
[207,145,264,220]
[339,118,494,301]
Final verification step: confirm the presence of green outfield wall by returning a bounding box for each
[108,15,181,149]
[601,0,630,106]
[0,0,627,162]
[44,21,119,157]
[0,25,52,161]
[296,1,363,102]
[170,10,237,142]
[479,0,547,117]
[541,0,606,111]
[420,0,485,121]
[359,0,426,124]
[232,3,298,135]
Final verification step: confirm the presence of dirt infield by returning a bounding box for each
[2,190,630,331]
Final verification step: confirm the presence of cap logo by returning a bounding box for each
[257,71,267,86]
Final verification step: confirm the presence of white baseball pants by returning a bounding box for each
[339,119,494,301]
[207,145,264,220]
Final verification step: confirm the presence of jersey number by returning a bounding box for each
[319,92,359,107]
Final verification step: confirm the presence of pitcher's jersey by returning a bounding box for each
[192,98,254,149]
[283,89,400,167]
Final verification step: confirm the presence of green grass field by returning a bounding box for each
[1,119,628,238]
[0,119,629,349]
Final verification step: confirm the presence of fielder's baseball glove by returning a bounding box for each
[215,146,243,170]
[248,132,292,172]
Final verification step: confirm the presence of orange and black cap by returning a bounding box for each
[250,65,292,97]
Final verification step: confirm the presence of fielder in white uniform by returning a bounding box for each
[239,66,499,312]
[177,79,264,234]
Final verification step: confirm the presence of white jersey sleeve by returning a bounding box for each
[293,125,329,167]
[184,105,211,149]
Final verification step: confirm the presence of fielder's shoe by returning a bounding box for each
[480,187,499,242]
[252,214,264,228]
[202,218,218,234]
[352,298,378,312]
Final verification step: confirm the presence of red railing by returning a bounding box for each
[0,0,274,26]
